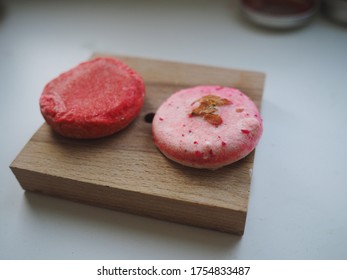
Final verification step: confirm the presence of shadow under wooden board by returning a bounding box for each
[10,54,265,235]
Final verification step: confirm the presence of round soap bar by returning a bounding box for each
[152,86,263,169]
[40,57,145,139]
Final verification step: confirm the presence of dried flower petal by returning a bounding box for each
[203,114,223,126]
[190,95,231,127]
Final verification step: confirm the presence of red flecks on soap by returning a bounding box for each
[40,57,145,139]
[152,85,263,169]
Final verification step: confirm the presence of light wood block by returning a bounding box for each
[10,55,265,235]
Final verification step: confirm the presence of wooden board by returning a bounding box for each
[10,54,265,235]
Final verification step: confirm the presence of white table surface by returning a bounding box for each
[1,0,347,260]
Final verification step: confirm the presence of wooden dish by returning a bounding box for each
[10,54,265,235]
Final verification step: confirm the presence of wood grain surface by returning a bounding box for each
[10,55,265,235]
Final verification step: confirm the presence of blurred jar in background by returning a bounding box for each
[324,0,347,24]
[240,0,321,29]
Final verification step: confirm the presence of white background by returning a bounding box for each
[1,0,347,259]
